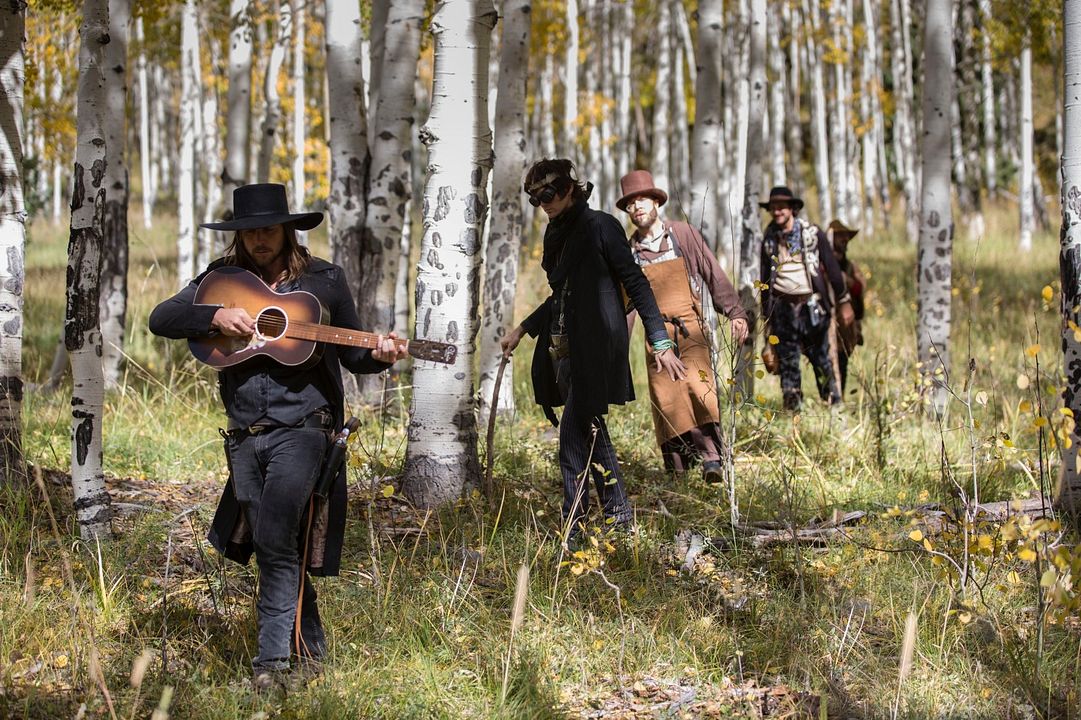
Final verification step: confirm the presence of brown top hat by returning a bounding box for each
[828,219,859,238]
[201,183,324,232]
[758,185,804,211]
[616,170,668,212]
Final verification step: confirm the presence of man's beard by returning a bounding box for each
[631,208,657,230]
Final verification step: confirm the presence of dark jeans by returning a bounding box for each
[226,426,329,670]
[769,298,840,409]
[559,385,632,533]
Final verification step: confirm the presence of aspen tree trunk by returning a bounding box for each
[672,42,691,203]
[176,0,197,288]
[978,0,996,196]
[200,33,223,261]
[581,0,600,198]
[596,1,614,209]
[785,1,804,191]
[0,0,26,485]
[650,0,672,193]
[539,50,556,156]
[223,0,252,209]
[152,63,167,198]
[916,0,953,418]
[1057,0,1081,520]
[291,0,304,213]
[325,0,366,298]
[561,0,578,157]
[690,0,723,243]
[828,0,849,223]
[100,0,129,388]
[33,53,44,204]
[672,0,696,89]
[367,0,387,151]
[732,0,749,230]
[615,1,632,186]
[67,0,113,539]
[136,17,152,228]
[358,0,423,404]
[889,0,916,241]
[191,24,206,226]
[1019,39,1035,252]
[860,0,878,235]
[805,0,832,221]
[735,0,765,402]
[402,0,496,508]
[52,66,64,223]
[479,0,530,422]
[767,1,785,187]
[257,0,290,184]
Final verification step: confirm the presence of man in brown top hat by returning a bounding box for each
[759,186,854,411]
[827,219,866,392]
[617,169,748,483]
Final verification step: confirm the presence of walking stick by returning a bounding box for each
[484,353,510,503]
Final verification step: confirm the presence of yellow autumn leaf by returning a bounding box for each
[1019,400,1032,413]
[1033,416,1049,429]
[1025,344,1041,358]
[977,534,994,551]
[768,335,779,345]
[1006,570,1022,584]
[923,538,934,552]
[1040,568,1057,587]
[908,529,924,542]
[381,484,395,498]
[1042,285,1054,302]
[1061,407,1074,418]
[1018,547,1038,562]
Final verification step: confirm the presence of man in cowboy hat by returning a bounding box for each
[500,159,685,543]
[827,219,866,393]
[616,169,748,483]
[758,186,854,411]
[149,183,408,688]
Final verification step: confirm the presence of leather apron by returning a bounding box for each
[640,255,720,446]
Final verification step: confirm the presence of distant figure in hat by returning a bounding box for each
[616,169,748,483]
[148,183,408,689]
[501,159,685,544]
[827,219,866,392]
[758,186,854,411]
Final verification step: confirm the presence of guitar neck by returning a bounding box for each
[286,321,406,351]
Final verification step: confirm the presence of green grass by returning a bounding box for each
[2,200,1079,718]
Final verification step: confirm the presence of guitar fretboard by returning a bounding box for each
[261,316,409,350]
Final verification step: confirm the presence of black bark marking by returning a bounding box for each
[431,231,442,248]
[73,411,93,465]
[458,227,479,256]
[434,186,453,222]
[4,246,23,294]
[427,248,444,270]
[446,320,458,342]
[423,307,431,336]
[445,282,458,297]
[0,376,23,402]
[3,316,20,335]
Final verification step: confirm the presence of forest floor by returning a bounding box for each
[2,201,1080,719]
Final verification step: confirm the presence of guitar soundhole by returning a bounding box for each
[255,307,287,341]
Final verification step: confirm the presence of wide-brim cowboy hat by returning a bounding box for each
[758,185,804,211]
[200,183,324,231]
[616,170,669,212]
[828,219,859,238]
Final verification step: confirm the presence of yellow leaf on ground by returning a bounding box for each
[1040,568,1057,587]
[381,484,395,498]
[908,530,924,542]
[1025,344,1041,358]
[1018,548,1038,562]
[1042,286,1054,302]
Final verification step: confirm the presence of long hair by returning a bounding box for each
[223,222,310,284]
[524,158,588,202]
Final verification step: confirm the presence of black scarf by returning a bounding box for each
[541,198,589,288]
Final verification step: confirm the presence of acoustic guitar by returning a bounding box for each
[188,266,457,368]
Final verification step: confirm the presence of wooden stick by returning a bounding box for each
[484,354,510,503]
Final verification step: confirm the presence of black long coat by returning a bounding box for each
[148,256,388,576]
[521,201,669,422]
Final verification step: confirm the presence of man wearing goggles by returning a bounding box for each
[502,159,685,544]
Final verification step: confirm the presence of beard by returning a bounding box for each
[631,207,658,230]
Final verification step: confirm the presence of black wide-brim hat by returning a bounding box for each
[200,183,324,231]
[758,185,804,211]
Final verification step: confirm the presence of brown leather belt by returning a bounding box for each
[227,410,332,436]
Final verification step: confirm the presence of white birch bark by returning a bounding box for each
[690,0,723,244]
[616,0,632,185]
[539,50,556,156]
[100,0,129,388]
[151,63,167,198]
[672,0,696,89]
[732,0,749,229]
[650,0,672,193]
[402,0,496,508]
[561,0,578,157]
[735,0,765,402]
[52,65,64,223]
[479,0,530,421]
[359,0,423,404]
[1056,0,1081,519]
[291,0,305,213]
[768,0,785,187]
[829,0,849,223]
[979,0,996,196]
[805,0,831,221]
[785,1,804,191]
[67,0,113,539]
[325,0,366,297]
[890,0,918,243]
[136,17,152,228]
[672,42,691,203]
[257,0,290,184]
[860,0,878,235]
[1019,40,1034,252]
[0,0,26,484]
[200,32,223,262]
[223,0,253,207]
[916,0,954,418]
[367,0,388,152]
[177,0,197,288]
